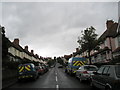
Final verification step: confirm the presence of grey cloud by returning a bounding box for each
[2,2,118,57]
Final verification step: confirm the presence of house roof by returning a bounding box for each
[113,46,120,53]
[9,40,34,57]
[10,42,24,52]
[5,38,23,52]
[23,49,32,56]
[98,23,118,41]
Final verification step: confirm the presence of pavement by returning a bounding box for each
[4,63,92,89]
[2,77,18,89]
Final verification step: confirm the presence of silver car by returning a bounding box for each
[76,65,98,82]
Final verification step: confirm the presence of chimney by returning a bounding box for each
[31,50,34,54]
[13,38,19,45]
[35,54,39,58]
[24,46,28,51]
[76,48,79,52]
[106,20,114,30]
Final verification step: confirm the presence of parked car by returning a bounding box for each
[76,65,98,82]
[18,63,39,81]
[42,64,49,73]
[90,64,120,90]
[36,65,44,75]
[58,65,63,68]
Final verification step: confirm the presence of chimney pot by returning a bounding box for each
[106,20,114,29]
[25,46,28,51]
[31,50,34,54]
[13,38,19,45]
[76,48,79,52]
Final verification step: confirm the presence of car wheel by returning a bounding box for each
[75,73,78,78]
[18,78,22,82]
[105,86,111,90]
[90,81,96,89]
[90,81,93,87]
[32,76,37,81]
[37,75,40,79]
[79,77,83,83]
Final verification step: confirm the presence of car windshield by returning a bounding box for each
[84,66,98,71]
[115,65,120,78]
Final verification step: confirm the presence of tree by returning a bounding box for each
[2,26,10,59]
[77,26,98,64]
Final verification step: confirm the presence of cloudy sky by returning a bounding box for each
[1,1,119,58]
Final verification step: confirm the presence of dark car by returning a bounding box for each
[90,64,120,90]
[18,63,39,81]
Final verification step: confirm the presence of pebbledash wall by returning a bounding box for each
[80,20,119,64]
[8,38,44,64]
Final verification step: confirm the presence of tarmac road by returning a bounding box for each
[9,63,92,89]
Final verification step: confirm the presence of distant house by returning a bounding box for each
[91,20,118,64]
[30,50,41,62]
[2,26,46,64]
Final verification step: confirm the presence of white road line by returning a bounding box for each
[56,85,59,90]
[56,76,58,82]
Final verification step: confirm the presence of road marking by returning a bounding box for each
[56,85,59,90]
[56,76,58,82]
[56,73,57,75]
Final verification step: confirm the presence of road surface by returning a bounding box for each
[9,63,92,89]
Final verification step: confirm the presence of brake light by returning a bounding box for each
[83,71,88,74]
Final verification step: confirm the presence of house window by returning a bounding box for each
[104,40,107,46]
[101,52,106,61]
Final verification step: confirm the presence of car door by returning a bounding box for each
[105,66,116,89]
[101,66,110,88]
[92,66,105,88]
[78,66,84,77]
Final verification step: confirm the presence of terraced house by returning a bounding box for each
[73,19,119,64]
[8,38,24,62]
[91,20,119,64]
[113,17,120,58]
[8,38,44,63]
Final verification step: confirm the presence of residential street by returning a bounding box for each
[9,63,92,89]
[1,2,120,90]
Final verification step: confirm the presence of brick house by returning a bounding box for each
[113,17,120,58]
[91,20,118,64]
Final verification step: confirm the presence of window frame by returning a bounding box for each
[102,66,110,75]
[97,66,105,75]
